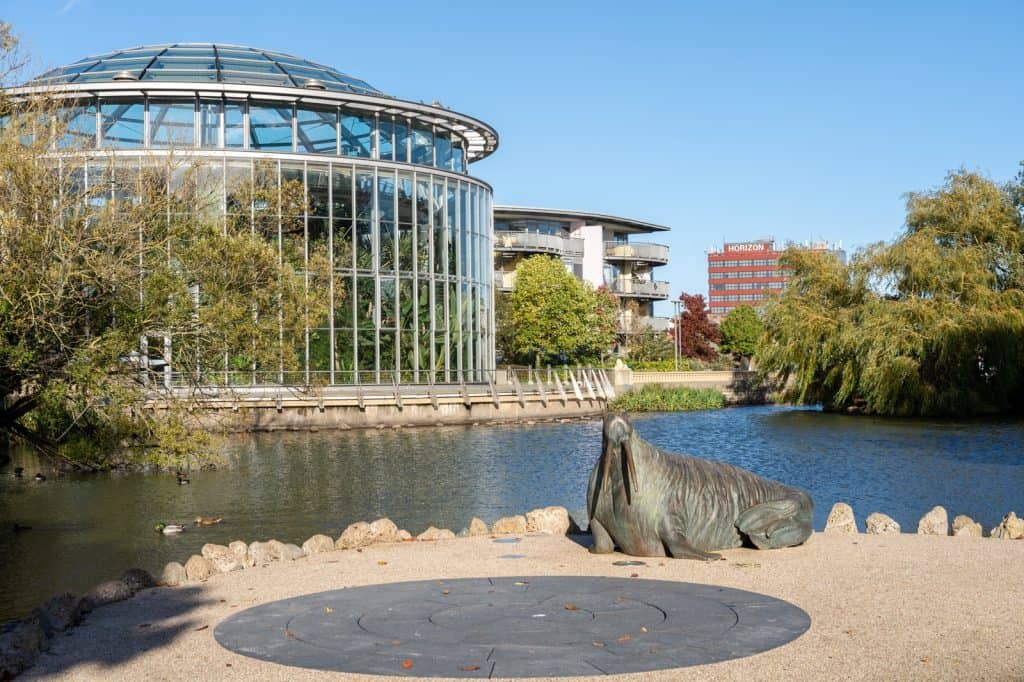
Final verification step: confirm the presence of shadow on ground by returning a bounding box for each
[24,585,217,678]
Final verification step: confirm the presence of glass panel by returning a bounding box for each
[447,184,457,277]
[453,142,465,173]
[380,278,397,330]
[224,102,244,148]
[58,103,97,149]
[100,101,144,148]
[397,173,413,224]
[380,221,396,272]
[377,170,395,222]
[355,220,374,270]
[395,120,409,163]
[309,329,331,373]
[377,117,393,161]
[416,180,432,273]
[379,330,396,378]
[249,103,293,151]
[398,223,414,273]
[307,165,329,216]
[340,111,372,157]
[331,165,353,219]
[199,100,221,147]
[333,219,353,269]
[308,217,329,262]
[356,277,376,329]
[149,100,195,148]
[296,107,337,154]
[434,132,451,170]
[334,328,355,379]
[411,125,433,165]
[433,180,445,275]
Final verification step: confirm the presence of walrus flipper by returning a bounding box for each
[588,518,615,554]
[659,518,722,561]
[735,492,813,550]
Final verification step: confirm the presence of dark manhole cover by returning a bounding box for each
[215,576,809,677]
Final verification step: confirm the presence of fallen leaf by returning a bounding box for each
[564,604,578,611]
[402,659,414,669]
[377,561,388,566]
[325,607,334,614]
[459,665,480,671]
[617,635,633,642]
[648,647,657,654]
[630,573,639,578]
[195,625,209,632]
[640,626,648,633]
[219,599,226,603]
[138,623,151,628]
[225,663,232,667]
[285,630,296,638]
[845,628,856,636]
[592,641,605,648]
[442,589,450,595]
[391,639,402,646]
[920,658,929,664]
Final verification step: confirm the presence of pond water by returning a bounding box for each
[1,405,1022,624]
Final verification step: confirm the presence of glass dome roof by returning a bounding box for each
[29,43,383,96]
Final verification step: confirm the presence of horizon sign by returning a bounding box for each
[724,241,770,253]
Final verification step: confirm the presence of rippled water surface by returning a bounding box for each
[2,405,1022,623]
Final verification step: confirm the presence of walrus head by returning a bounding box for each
[592,412,640,515]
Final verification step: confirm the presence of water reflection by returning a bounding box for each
[1,406,1022,623]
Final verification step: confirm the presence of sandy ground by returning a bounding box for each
[24,532,1024,681]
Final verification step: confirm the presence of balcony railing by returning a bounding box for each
[604,241,670,264]
[608,277,670,299]
[618,313,672,333]
[494,231,585,258]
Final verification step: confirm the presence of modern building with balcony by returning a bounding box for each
[493,206,671,332]
[707,238,846,316]
[8,43,499,386]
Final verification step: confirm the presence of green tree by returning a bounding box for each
[758,168,1024,417]
[507,255,616,365]
[0,28,327,467]
[719,305,764,358]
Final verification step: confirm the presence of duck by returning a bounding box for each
[34,472,46,481]
[155,523,186,534]
[175,471,190,485]
[194,516,223,526]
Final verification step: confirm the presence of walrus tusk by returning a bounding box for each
[623,439,639,504]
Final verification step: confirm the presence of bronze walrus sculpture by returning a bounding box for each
[587,412,813,560]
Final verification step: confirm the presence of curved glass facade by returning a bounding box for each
[59,96,468,173]
[21,44,497,386]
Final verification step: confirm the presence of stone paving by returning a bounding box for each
[214,575,810,678]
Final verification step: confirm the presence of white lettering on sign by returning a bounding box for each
[725,242,769,253]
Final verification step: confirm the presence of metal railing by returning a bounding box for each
[494,231,585,258]
[603,241,670,264]
[608,277,671,299]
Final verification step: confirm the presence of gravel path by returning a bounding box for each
[24,532,1024,681]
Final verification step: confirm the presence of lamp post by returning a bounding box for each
[673,298,682,371]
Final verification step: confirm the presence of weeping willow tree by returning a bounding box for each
[758,167,1024,417]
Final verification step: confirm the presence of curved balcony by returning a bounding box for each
[604,241,669,265]
[495,231,585,259]
[494,271,516,292]
[608,277,670,300]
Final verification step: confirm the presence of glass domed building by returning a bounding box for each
[15,44,499,386]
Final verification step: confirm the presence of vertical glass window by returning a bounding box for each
[416,179,432,273]
[331,165,353,219]
[432,180,445,275]
[394,119,409,162]
[199,100,221,147]
[355,172,375,270]
[411,125,433,165]
[378,171,396,272]
[341,111,373,157]
[100,101,144,148]
[149,100,196,148]
[249,103,293,151]
[296,107,337,154]
[377,117,394,161]
[58,103,97,149]
[224,102,245,148]
[434,132,452,170]
[452,141,465,173]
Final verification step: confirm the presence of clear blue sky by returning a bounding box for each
[4,0,1021,313]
